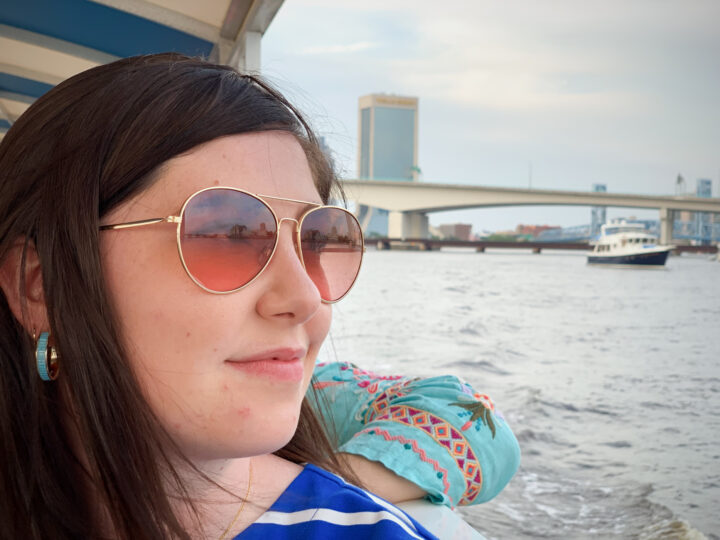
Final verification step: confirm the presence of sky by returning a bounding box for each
[261,0,720,231]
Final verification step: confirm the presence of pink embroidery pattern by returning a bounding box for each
[357,426,453,506]
[315,363,409,421]
[363,380,412,423]
[368,405,483,505]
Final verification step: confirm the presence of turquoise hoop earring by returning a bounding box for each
[36,331,59,381]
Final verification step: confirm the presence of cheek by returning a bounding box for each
[101,231,185,315]
[102,232,216,339]
[319,303,333,330]
[309,304,332,350]
[302,304,332,385]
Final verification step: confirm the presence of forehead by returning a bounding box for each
[115,131,322,220]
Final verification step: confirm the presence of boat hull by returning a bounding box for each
[587,249,671,266]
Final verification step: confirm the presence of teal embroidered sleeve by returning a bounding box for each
[310,362,521,508]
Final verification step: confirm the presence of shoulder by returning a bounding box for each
[237,464,437,539]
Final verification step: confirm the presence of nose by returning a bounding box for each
[254,219,322,324]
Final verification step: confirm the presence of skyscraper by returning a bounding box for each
[358,94,418,181]
[695,178,713,244]
[356,94,419,236]
[590,183,607,239]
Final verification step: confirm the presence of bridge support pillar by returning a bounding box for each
[660,207,674,245]
[357,204,374,232]
[388,211,429,239]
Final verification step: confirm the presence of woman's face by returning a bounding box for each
[100,131,331,462]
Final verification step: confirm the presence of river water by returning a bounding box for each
[319,249,719,539]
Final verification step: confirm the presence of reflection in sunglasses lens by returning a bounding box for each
[178,190,362,299]
[301,208,363,302]
[180,189,277,291]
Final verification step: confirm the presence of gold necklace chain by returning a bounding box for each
[217,459,253,540]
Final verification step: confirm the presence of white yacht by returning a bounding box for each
[588,221,673,266]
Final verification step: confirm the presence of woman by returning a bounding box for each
[0,53,518,539]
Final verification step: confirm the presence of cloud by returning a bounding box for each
[263,0,720,211]
[298,41,379,55]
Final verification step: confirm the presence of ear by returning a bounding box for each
[0,239,50,334]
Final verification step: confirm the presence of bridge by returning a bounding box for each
[340,179,720,245]
[367,238,717,255]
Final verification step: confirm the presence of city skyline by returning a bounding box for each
[261,0,720,231]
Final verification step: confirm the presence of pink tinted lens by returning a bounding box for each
[300,207,363,301]
[179,189,277,292]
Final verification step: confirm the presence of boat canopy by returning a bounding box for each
[600,221,646,236]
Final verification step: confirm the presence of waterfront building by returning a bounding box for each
[356,94,419,236]
[676,210,695,239]
[674,179,718,244]
[537,224,592,242]
[437,223,472,241]
[516,224,560,238]
[590,183,607,240]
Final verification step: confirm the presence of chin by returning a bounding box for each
[265,410,303,446]
[258,432,298,456]
[237,405,303,457]
[171,393,307,461]
[232,424,300,459]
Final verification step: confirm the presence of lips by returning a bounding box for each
[225,347,307,381]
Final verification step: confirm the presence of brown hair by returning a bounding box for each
[0,53,353,539]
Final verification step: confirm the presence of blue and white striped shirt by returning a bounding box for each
[234,464,438,539]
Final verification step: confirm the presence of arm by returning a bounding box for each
[310,362,521,507]
[338,452,426,503]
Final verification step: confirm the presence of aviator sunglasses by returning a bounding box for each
[100,187,364,303]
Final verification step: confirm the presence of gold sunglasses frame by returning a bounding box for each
[100,186,364,304]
